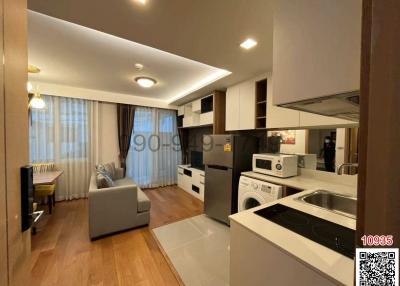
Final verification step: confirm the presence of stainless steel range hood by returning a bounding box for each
[279,91,360,122]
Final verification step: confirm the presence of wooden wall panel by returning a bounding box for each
[212,91,226,134]
[357,0,400,247]
[0,0,9,284]
[3,0,30,284]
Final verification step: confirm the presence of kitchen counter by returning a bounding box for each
[230,170,357,285]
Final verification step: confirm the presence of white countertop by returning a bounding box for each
[230,171,357,286]
[241,169,357,196]
[178,164,205,174]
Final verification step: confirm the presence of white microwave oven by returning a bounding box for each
[252,153,298,178]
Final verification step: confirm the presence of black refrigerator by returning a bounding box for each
[203,135,258,224]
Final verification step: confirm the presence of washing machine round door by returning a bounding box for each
[239,192,266,211]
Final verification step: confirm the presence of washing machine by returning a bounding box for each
[238,176,283,211]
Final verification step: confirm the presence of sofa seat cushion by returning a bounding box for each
[137,189,151,212]
[113,177,150,212]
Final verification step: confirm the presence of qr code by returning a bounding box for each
[356,248,399,286]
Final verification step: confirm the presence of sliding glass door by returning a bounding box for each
[126,107,181,188]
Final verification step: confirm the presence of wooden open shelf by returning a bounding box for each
[255,79,267,128]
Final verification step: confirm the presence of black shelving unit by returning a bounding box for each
[201,95,213,113]
[177,115,184,128]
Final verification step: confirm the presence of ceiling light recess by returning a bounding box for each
[240,38,258,50]
[135,77,156,88]
[134,0,146,5]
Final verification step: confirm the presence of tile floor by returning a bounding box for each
[153,215,230,286]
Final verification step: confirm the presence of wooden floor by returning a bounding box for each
[30,185,204,286]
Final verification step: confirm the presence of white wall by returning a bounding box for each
[98,102,120,166]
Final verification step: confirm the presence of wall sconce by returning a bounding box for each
[29,92,46,109]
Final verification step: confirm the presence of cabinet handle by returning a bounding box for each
[200,182,204,185]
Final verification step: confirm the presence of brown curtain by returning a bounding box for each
[117,104,135,174]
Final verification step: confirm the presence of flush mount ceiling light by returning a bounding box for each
[240,38,258,50]
[135,77,156,88]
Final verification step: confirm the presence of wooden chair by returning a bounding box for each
[34,184,56,214]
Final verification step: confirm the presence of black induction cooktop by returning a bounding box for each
[254,204,355,259]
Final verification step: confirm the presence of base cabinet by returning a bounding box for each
[230,221,338,286]
[177,166,204,201]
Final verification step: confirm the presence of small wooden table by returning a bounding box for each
[33,170,64,186]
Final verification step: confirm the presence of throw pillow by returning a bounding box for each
[96,172,115,189]
[103,162,116,179]
[96,162,116,180]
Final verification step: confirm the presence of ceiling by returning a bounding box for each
[28,0,274,105]
[28,11,230,101]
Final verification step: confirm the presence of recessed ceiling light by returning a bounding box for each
[135,77,156,88]
[134,0,146,5]
[240,38,258,50]
[135,63,144,71]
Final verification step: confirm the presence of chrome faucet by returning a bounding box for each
[337,163,359,175]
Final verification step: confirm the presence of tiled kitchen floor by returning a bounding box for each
[153,215,230,286]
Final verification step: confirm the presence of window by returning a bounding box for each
[29,95,90,162]
[29,95,96,200]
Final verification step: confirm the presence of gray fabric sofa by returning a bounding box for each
[88,169,151,239]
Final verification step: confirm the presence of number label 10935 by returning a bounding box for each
[361,235,394,247]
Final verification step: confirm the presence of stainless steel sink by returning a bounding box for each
[296,190,357,219]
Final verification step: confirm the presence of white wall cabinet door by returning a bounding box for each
[226,85,240,131]
[266,75,300,129]
[192,99,201,113]
[177,167,184,189]
[178,106,185,116]
[238,81,256,130]
[272,0,362,105]
[200,111,213,126]
[183,173,191,192]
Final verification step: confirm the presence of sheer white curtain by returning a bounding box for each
[30,95,98,200]
[126,107,181,188]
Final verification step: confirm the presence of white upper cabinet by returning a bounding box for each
[178,105,185,116]
[272,0,362,106]
[192,99,201,113]
[239,80,256,130]
[226,84,241,131]
[266,73,356,129]
[266,75,300,129]
[226,76,264,131]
